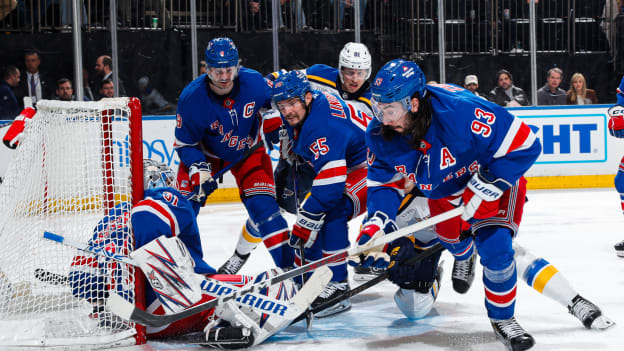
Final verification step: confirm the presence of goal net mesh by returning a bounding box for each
[0,98,143,348]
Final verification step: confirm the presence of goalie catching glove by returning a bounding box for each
[289,209,325,249]
[608,105,624,138]
[188,161,218,204]
[348,211,398,269]
[461,169,511,223]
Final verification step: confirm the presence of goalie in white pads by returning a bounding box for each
[68,159,330,348]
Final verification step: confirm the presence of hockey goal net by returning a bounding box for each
[0,98,145,347]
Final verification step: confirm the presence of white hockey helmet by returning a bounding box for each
[338,42,372,81]
[143,159,176,190]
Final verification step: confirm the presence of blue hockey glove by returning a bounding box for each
[289,209,325,249]
[188,162,218,205]
[348,211,398,269]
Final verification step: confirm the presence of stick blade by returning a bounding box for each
[106,293,135,321]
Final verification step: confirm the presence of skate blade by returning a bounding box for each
[591,315,616,330]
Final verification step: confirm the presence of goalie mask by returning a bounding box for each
[144,159,176,190]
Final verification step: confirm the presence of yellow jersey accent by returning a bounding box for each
[307,75,337,88]
[242,224,263,243]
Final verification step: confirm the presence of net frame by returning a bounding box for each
[0,98,145,347]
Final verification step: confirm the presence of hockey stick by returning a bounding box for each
[105,206,463,328]
[42,231,138,266]
[290,242,445,325]
[41,230,319,320]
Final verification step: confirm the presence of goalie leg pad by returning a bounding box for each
[131,235,205,314]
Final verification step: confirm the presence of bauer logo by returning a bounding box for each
[517,113,606,164]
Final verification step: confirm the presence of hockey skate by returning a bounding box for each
[353,265,386,281]
[490,317,535,351]
[311,279,351,318]
[452,249,476,294]
[568,294,615,329]
[217,251,250,274]
[614,240,624,257]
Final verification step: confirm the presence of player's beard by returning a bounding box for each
[380,96,431,149]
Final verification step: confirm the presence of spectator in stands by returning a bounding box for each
[567,73,598,105]
[537,67,567,105]
[0,65,20,120]
[463,74,487,99]
[15,49,54,109]
[334,0,367,29]
[601,0,624,51]
[0,0,17,21]
[199,60,207,75]
[137,76,174,114]
[83,68,95,101]
[55,78,74,101]
[93,55,126,99]
[489,69,529,107]
[99,79,115,99]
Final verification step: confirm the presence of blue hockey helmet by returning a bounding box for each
[205,37,239,69]
[617,75,624,105]
[271,70,311,105]
[143,159,176,190]
[370,59,426,123]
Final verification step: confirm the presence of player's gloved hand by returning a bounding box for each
[386,237,423,289]
[461,169,510,223]
[348,211,398,269]
[2,107,36,149]
[187,162,218,205]
[289,209,326,249]
[608,105,624,138]
[262,109,285,148]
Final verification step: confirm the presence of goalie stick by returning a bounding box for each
[105,206,463,328]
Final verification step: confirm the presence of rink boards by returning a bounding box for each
[1,104,622,202]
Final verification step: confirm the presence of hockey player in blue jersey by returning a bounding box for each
[609,76,624,256]
[68,159,329,348]
[220,43,377,280]
[351,58,542,350]
[173,37,294,272]
[270,70,370,317]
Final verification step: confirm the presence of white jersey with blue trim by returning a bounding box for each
[286,91,370,214]
[174,67,270,167]
[304,64,374,118]
[366,83,542,219]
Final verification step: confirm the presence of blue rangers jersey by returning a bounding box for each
[286,91,370,214]
[174,67,270,166]
[366,83,542,219]
[304,64,374,117]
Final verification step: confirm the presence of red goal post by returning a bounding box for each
[0,98,146,347]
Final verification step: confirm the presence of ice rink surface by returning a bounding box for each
[124,188,624,351]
